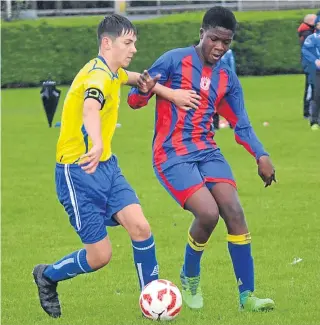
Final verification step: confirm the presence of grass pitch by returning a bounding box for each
[2,74,320,325]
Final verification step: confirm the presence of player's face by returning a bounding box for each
[199,26,233,65]
[111,30,137,68]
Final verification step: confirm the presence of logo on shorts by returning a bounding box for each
[200,77,211,91]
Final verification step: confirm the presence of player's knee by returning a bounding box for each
[197,205,220,231]
[87,247,112,270]
[128,220,151,241]
[222,202,246,231]
[227,202,244,220]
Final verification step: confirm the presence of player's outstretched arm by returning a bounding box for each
[126,70,200,110]
[217,72,276,187]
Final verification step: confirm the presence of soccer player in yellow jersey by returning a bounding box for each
[32,14,201,318]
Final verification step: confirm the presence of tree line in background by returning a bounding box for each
[2,12,303,87]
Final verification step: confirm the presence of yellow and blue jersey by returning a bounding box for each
[56,56,128,164]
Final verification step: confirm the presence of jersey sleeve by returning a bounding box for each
[119,68,129,85]
[84,69,112,108]
[127,50,173,109]
[217,71,269,161]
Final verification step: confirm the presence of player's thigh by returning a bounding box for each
[153,162,204,208]
[199,152,243,221]
[199,150,236,191]
[55,163,110,245]
[210,182,247,234]
[184,186,219,224]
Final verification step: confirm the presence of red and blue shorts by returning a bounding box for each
[154,149,236,208]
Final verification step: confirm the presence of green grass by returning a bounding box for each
[1,8,313,27]
[2,74,320,325]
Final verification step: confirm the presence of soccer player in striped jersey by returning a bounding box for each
[128,6,276,312]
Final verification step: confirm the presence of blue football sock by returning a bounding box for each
[44,249,94,282]
[183,232,207,277]
[227,233,254,294]
[132,234,158,290]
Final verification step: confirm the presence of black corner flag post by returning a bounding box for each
[40,79,61,127]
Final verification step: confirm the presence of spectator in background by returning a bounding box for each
[213,49,236,130]
[297,14,316,119]
[302,13,320,130]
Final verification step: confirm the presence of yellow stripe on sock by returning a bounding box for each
[227,233,251,245]
[188,232,208,252]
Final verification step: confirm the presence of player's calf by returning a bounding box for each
[115,204,159,290]
[179,188,219,309]
[33,240,111,317]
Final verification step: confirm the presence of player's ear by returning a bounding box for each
[101,35,113,50]
[199,28,204,40]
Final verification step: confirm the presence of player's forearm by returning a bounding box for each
[126,71,173,98]
[234,126,269,161]
[83,102,103,148]
[152,83,174,101]
[125,71,140,86]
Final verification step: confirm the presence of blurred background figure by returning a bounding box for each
[297,13,316,119]
[222,49,236,73]
[301,12,320,130]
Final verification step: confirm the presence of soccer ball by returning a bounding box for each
[139,279,182,321]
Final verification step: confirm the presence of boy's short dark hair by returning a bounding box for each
[202,6,237,33]
[97,14,137,44]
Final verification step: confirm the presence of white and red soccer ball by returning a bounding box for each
[139,279,182,321]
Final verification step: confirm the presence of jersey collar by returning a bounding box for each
[97,55,119,79]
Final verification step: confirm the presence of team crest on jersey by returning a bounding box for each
[200,77,211,91]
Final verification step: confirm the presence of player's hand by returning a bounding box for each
[79,144,103,174]
[172,89,201,110]
[315,59,320,68]
[137,70,161,93]
[258,155,276,187]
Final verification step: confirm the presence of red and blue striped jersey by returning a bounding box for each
[128,46,268,169]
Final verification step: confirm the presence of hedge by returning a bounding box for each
[1,10,307,87]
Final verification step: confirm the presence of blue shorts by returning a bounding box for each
[154,150,236,208]
[55,155,140,244]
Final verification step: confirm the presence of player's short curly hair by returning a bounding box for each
[202,6,237,33]
[97,14,137,44]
